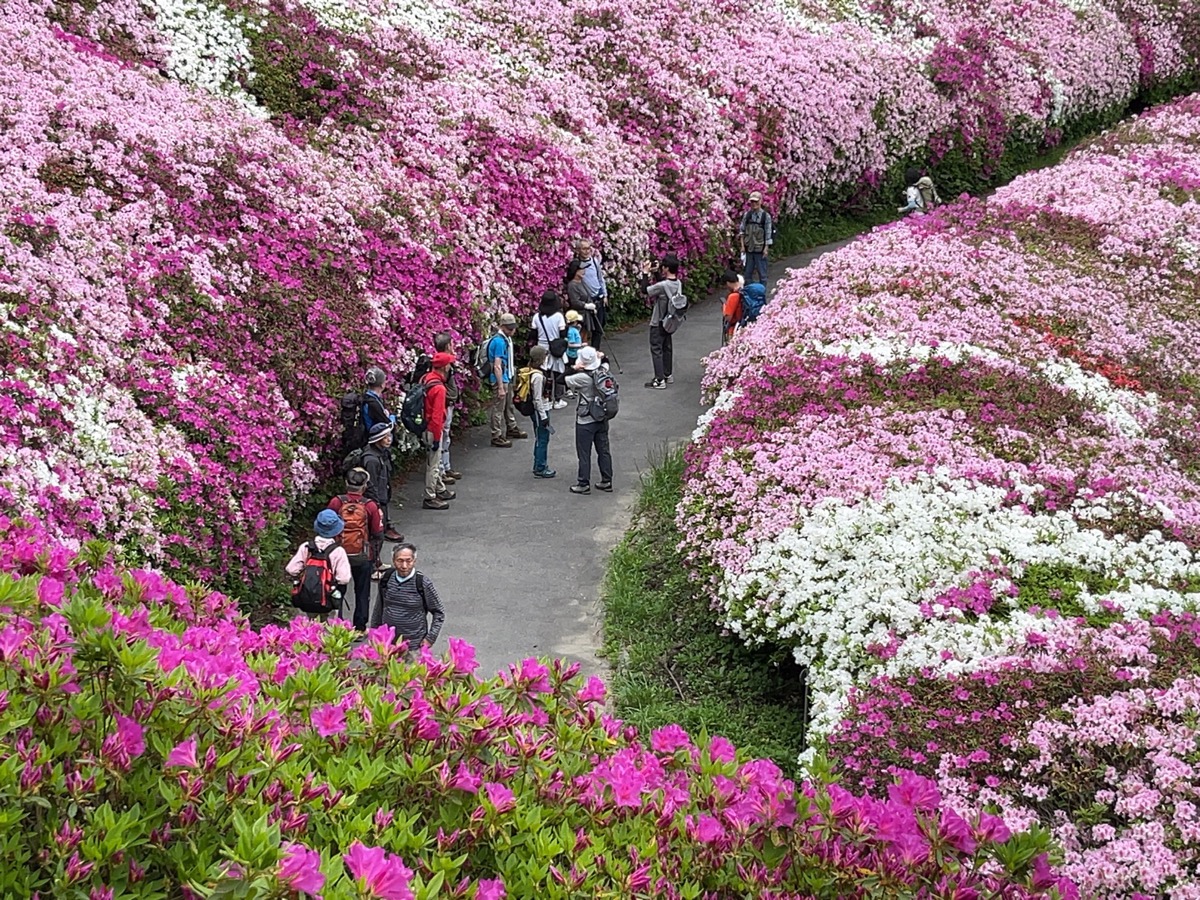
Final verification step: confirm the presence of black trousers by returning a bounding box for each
[349,560,373,630]
[574,420,613,486]
[649,325,673,381]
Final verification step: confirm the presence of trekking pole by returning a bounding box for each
[597,319,622,373]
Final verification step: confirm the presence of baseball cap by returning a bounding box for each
[499,313,517,326]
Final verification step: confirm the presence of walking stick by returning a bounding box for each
[589,308,622,374]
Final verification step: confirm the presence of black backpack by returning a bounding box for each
[339,392,365,452]
[291,542,339,614]
[399,381,429,436]
[407,354,432,387]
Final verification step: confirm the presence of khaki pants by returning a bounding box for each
[425,447,446,500]
[489,385,517,439]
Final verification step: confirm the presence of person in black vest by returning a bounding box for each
[370,543,445,656]
[738,191,773,285]
[363,423,403,542]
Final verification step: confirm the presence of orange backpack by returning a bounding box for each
[338,495,371,563]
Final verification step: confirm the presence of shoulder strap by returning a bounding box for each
[537,315,550,343]
[308,540,331,560]
[416,573,428,612]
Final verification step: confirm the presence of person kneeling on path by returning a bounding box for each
[525,345,556,478]
[421,352,457,511]
[566,346,613,495]
[327,467,383,630]
[286,510,351,622]
[363,423,404,542]
[370,542,445,656]
[488,313,527,447]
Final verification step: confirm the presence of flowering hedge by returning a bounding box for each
[3,0,1199,584]
[0,515,1078,898]
[682,92,1200,897]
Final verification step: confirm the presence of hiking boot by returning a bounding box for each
[422,498,450,510]
[569,484,591,495]
[436,489,456,501]
[644,379,666,389]
[507,428,529,439]
[666,375,675,384]
[383,529,405,542]
[491,437,513,448]
[534,468,557,478]
[441,472,457,484]
[595,481,613,492]
[445,469,463,480]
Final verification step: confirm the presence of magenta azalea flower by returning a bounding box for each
[115,714,145,758]
[165,737,199,769]
[311,703,346,737]
[575,675,606,704]
[447,637,478,675]
[343,843,414,900]
[475,878,505,900]
[484,782,516,813]
[278,842,325,895]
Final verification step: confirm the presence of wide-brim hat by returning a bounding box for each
[314,509,344,539]
[577,346,601,371]
[566,310,584,323]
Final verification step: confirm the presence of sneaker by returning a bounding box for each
[552,399,568,409]
[422,498,449,510]
[569,484,591,495]
[445,469,463,480]
[441,473,457,484]
[508,429,529,440]
[595,481,613,492]
[436,489,457,501]
[383,529,405,542]
[666,375,675,384]
[566,390,576,398]
[534,468,557,479]
[491,438,513,448]
[644,379,666,389]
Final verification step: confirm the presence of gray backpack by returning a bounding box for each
[588,367,620,421]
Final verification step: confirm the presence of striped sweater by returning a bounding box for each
[369,569,445,646]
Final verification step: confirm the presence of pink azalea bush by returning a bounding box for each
[0,514,1076,897]
[683,93,1200,896]
[2,0,1199,585]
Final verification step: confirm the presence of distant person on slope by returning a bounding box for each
[363,423,403,542]
[643,255,684,389]
[738,191,773,285]
[721,270,744,345]
[421,352,456,511]
[898,167,941,216]
[433,332,463,485]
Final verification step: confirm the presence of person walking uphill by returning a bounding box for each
[363,423,404,542]
[421,352,457,511]
[370,543,445,656]
[565,346,613,495]
[327,467,383,631]
[286,510,351,622]
[738,191,773,285]
[643,255,684,389]
[488,313,527,448]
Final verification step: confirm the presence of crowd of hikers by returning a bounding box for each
[283,179,942,652]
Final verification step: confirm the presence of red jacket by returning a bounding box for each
[422,370,448,440]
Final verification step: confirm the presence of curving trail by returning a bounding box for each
[376,240,854,677]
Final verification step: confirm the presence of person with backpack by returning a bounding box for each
[532,291,568,408]
[738,191,773,285]
[433,332,464,485]
[487,313,526,448]
[362,367,394,435]
[420,352,456,511]
[363,423,404,542]
[327,468,384,631]
[643,255,685,390]
[566,346,614,495]
[898,167,942,216]
[286,510,352,622]
[370,542,445,657]
[522,345,556,478]
[721,270,744,345]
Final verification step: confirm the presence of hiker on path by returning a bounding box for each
[575,238,608,341]
[527,344,556,479]
[898,167,941,216]
[286,510,351,622]
[643,255,683,389]
[738,191,773,285]
[421,352,457,511]
[362,367,394,435]
[327,468,383,630]
[565,260,592,315]
[532,291,568,407]
[487,313,526,448]
[721,270,744,346]
[370,543,445,656]
[363,423,404,542]
[433,332,463,485]
[566,346,613,495]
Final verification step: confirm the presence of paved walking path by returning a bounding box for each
[377,239,855,678]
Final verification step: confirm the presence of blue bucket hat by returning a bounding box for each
[314,509,344,539]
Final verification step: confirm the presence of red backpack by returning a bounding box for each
[337,495,371,564]
[291,542,337,614]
